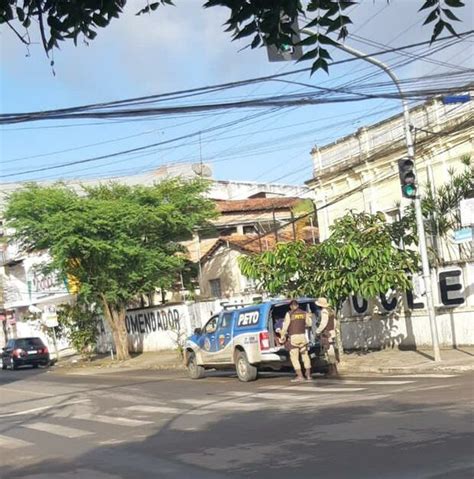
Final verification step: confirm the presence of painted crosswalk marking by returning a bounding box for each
[176,399,217,406]
[0,399,91,419]
[203,401,266,410]
[74,414,153,427]
[235,392,324,401]
[124,405,184,414]
[24,422,92,438]
[0,434,34,449]
[314,380,414,386]
[260,386,367,393]
[123,405,206,416]
[381,374,457,378]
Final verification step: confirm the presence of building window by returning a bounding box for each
[259,221,278,233]
[209,279,222,298]
[218,227,237,237]
[243,225,256,235]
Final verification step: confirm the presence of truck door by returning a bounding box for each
[215,312,234,363]
[199,315,219,362]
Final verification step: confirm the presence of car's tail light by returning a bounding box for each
[13,348,25,358]
[259,331,270,351]
[42,347,49,354]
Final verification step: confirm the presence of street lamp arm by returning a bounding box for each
[300,28,441,361]
[301,28,413,153]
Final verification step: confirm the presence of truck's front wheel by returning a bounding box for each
[235,351,258,382]
[187,352,205,379]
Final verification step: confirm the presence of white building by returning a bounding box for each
[306,94,474,349]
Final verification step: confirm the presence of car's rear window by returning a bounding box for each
[15,338,45,349]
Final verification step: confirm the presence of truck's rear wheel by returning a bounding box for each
[235,351,258,382]
[187,352,205,379]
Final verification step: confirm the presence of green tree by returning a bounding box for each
[1,1,466,73]
[56,297,100,360]
[310,211,418,310]
[240,211,419,351]
[5,178,216,360]
[239,240,312,296]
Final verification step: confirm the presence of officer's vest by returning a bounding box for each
[288,308,307,336]
[320,308,336,334]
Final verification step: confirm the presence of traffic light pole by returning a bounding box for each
[301,30,441,361]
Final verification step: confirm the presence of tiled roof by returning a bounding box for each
[200,228,308,263]
[180,238,220,263]
[215,197,301,213]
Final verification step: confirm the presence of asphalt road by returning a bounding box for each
[0,365,473,479]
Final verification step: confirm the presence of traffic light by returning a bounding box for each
[265,15,302,62]
[398,158,417,199]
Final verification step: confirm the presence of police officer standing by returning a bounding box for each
[315,297,338,377]
[279,299,313,382]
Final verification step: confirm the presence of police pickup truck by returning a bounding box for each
[184,298,329,382]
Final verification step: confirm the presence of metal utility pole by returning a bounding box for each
[290,211,297,240]
[272,208,279,242]
[300,30,441,361]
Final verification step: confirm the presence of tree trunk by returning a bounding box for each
[101,296,130,361]
[334,309,345,363]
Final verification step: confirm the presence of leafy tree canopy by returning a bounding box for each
[5,178,216,359]
[239,211,419,311]
[1,0,467,72]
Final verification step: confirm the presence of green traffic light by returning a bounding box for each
[280,44,294,53]
[402,184,417,198]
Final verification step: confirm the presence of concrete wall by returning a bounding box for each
[97,303,193,354]
[340,262,474,350]
[6,258,473,353]
[96,298,257,353]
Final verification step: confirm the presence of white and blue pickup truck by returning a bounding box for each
[184,298,329,382]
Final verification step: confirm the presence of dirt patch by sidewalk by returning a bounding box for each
[55,350,185,373]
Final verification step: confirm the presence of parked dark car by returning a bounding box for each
[1,337,50,370]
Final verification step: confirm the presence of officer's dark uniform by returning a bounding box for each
[280,307,312,379]
[315,298,338,375]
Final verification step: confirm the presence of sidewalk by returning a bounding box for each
[54,349,184,373]
[339,347,474,374]
[55,347,474,376]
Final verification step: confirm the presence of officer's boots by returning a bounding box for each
[305,368,313,381]
[292,370,305,382]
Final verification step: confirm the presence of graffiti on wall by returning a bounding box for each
[125,307,181,335]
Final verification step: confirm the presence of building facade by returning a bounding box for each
[306,94,474,349]
[307,95,473,255]
[185,195,318,300]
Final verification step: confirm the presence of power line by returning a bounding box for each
[0,109,281,179]
[1,31,473,126]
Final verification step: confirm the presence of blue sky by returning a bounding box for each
[1,1,473,186]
